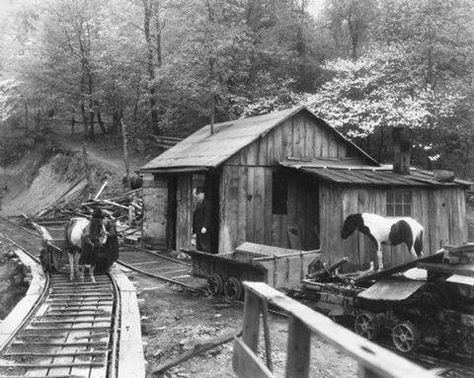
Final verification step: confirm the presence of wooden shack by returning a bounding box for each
[140,106,470,270]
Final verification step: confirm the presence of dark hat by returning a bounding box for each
[195,186,205,194]
[92,208,105,219]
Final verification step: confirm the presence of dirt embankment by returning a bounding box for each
[0,134,152,217]
[0,242,29,319]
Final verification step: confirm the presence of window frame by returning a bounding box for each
[386,189,412,217]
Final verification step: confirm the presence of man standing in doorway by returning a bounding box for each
[192,186,212,253]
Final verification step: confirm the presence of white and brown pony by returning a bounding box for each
[341,213,424,270]
[64,216,108,282]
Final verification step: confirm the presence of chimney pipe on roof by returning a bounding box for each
[393,127,411,175]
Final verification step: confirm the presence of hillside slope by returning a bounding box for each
[0,137,152,217]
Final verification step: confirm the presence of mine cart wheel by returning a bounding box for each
[392,321,421,353]
[207,274,224,295]
[224,277,243,300]
[354,312,380,341]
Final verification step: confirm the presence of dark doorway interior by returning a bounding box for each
[205,170,220,253]
[166,175,177,250]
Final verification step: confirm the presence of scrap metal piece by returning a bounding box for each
[357,279,425,301]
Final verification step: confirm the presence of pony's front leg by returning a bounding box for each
[68,253,74,281]
[377,247,384,271]
[90,265,96,283]
[74,253,82,281]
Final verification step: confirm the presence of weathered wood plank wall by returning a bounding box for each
[141,173,168,247]
[176,174,193,251]
[320,183,467,270]
[219,113,353,253]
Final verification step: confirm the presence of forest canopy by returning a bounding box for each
[0,0,473,176]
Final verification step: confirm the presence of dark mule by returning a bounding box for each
[341,213,424,270]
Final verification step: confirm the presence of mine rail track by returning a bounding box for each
[0,219,120,378]
[6,217,474,377]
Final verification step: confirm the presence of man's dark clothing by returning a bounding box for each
[193,198,212,252]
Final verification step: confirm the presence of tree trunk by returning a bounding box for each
[82,145,94,198]
[71,110,76,135]
[96,103,107,134]
[143,0,159,133]
[121,118,130,188]
[88,104,95,141]
[24,102,28,134]
[80,102,89,136]
[35,109,40,132]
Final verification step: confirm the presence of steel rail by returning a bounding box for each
[0,220,122,378]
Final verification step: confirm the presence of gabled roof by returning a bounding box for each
[280,160,471,188]
[140,106,378,172]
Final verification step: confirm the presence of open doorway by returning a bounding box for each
[191,171,220,253]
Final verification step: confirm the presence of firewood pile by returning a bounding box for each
[34,181,143,244]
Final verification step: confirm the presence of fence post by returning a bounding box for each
[286,316,310,378]
[242,290,262,352]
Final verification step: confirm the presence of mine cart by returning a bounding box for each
[184,242,321,300]
[40,239,68,273]
[303,246,474,355]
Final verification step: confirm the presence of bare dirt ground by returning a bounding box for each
[132,273,358,378]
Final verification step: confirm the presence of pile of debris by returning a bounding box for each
[34,181,143,243]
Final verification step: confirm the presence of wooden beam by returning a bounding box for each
[286,316,310,378]
[94,180,109,200]
[242,282,434,378]
[233,337,273,378]
[153,330,241,375]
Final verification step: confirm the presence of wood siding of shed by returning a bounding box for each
[141,174,168,247]
[225,113,363,167]
[319,184,467,271]
[219,112,369,253]
[176,174,194,251]
[218,166,320,253]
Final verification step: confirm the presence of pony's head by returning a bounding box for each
[90,209,108,246]
[341,213,364,239]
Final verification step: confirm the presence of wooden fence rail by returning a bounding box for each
[148,134,183,150]
[232,281,435,378]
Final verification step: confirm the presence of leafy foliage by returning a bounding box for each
[0,0,473,176]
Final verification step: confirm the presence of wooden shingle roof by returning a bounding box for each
[280,161,471,188]
[140,106,377,172]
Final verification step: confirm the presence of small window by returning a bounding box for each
[272,172,288,215]
[386,190,412,216]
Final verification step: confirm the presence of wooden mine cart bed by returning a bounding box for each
[184,242,321,299]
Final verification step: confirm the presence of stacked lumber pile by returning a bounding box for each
[34,181,143,243]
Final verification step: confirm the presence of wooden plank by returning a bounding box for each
[241,291,261,351]
[244,282,434,378]
[293,115,303,158]
[282,119,292,160]
[246,168,256,242]
[264,169,273,245]
[286,316,310,378]
[271,126,282,165]
[257,138,266,165]
[219,165,228,253]
[254,167,265,244]
[225,165,240,251]
[233,337,273,378]
[266,128,274,166]
[237,166,248,246]
[110,265,146,378]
